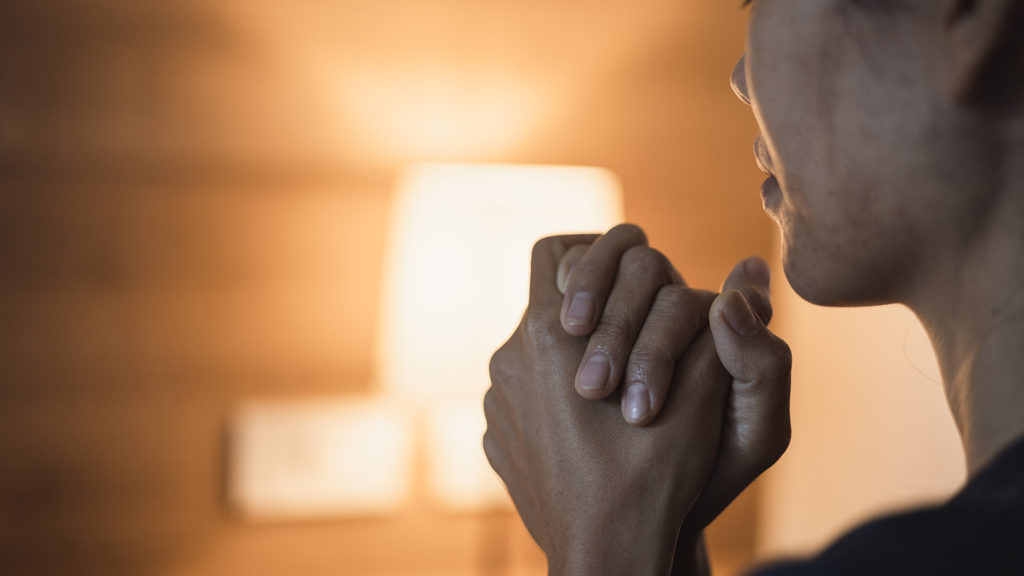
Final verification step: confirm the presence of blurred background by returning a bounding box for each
[0,1,967,575]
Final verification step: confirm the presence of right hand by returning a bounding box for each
[484,233,731,576]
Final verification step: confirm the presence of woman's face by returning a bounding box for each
[734,0,995,307]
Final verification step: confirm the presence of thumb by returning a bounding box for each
[721,256,772,325]
[709,290,790,387]
[678,290,792,537]
[708,289,792,467]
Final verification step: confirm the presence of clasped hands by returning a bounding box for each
[483,224,793,576]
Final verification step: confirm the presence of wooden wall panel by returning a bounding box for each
[0,1,769,574]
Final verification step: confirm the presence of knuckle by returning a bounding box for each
[592,313,637,346]
[566,258,603,286]
[769,337,794,372]
[652,285,706,331]
[607,223,648,245]
[621,246,668,279]
[530,236,557,265]
[654,284,698,311]
[483,387,497,418]
[489,346,508,384]
[627,346,674,378]
[482,430,502,471]
[522,309,560,349]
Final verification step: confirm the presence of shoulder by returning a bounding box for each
[747,436,1024,576]
[747,501,1024,576]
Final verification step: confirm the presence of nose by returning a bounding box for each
[731,54,751,106]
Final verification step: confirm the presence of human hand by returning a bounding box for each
[674,258,792,570]
[555,227,792,573]
[555,224,717,425]
[483,234,731,576]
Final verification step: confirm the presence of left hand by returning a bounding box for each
[483,234,731,576]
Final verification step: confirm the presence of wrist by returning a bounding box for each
[547,509,682,576]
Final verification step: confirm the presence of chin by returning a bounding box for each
[781,237,900,309]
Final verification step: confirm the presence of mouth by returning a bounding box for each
[761,174,781,208]
[753,135,775,176]
[753,135,781,210]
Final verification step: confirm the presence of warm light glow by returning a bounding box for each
[378,162,624,508]
[228,397,414,519]
[337,67,540,161]
[425,398,511,510]
[379,162,623,401]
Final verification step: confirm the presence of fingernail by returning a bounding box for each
[723,291,760,336]
[624,383,650,423]
[578,354,611,391]
[744,257,771,286]
[566,291,595,327]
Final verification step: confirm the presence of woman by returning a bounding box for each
[483,1,1024,574]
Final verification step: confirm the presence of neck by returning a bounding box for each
[910,174,1024,478]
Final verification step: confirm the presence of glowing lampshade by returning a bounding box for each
[377,162,623,509]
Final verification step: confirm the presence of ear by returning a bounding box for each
[941,0,1022,103]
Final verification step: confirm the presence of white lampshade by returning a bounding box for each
[377,162,623,509]
[378,162,623,400]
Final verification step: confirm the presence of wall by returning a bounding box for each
[0,2,769,575]
[755,239,967,561]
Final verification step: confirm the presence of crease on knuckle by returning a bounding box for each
[652,285,706,334]
[626,347,673,384]
[565,258,607,292]
[523,310,560,349]
[621,246,668,280]
[592,313,636,346]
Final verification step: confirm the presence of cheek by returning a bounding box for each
[747,2,940,306]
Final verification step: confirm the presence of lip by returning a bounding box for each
[761,175,781,211]
[753,135,775,176]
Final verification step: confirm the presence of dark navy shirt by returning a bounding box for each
[750,435,1024,576]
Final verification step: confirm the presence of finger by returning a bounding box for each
[650,328,731,452]
[559,224,654,336]
[693,290,792,523]
[618,286,717,424]
[573,245,676,399]
[557,243,592,295]
[528,234,601,314]
[720,256,772,325]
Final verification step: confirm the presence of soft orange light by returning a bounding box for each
[337,67,541,162]
[228,397,415,520]
[378,162,624,509]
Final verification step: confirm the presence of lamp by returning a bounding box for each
[378,162,623,510]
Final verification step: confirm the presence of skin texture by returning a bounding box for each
[484,235,730,576]
[485,0,1024,573]
[740,0,1024,476]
